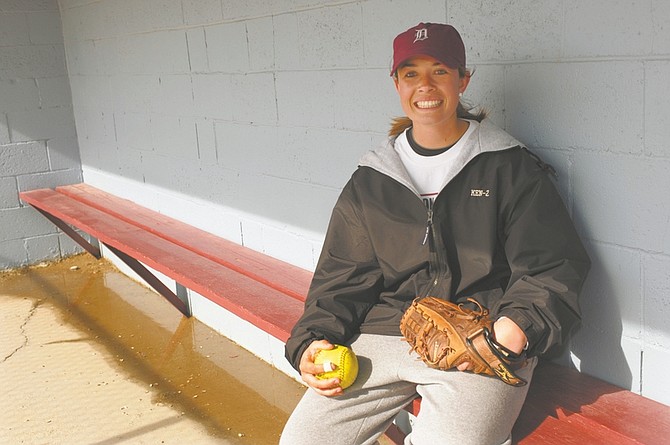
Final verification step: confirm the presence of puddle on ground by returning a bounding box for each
[0,254,306,444]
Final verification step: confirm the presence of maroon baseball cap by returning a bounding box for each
[391,23,466,75]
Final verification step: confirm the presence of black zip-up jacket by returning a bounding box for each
[285,120,591,371]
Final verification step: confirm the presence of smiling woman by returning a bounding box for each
[280,22,590,445]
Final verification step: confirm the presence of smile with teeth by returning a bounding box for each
[415,100,443,109]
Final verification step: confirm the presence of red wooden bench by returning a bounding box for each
[19,183,311,342]
[20,184,670,445]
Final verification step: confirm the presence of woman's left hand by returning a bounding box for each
[456,317,527,371]
[491,317,527,355]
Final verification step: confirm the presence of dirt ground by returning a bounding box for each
[0,254,307,444]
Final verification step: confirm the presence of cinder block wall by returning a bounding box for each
[0,0,82,269]
[16,0,668,406]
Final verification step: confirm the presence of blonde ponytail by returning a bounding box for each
[388,116,413,138]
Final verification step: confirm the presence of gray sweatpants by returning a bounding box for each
[279,333,537,445]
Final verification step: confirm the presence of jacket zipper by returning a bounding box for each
[422,209,433,246]
[422,208,444,297]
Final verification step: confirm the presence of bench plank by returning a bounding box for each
[20,188,303,342]
[514,361,670,444]
[516,412,639,445]
[56,183,312,302]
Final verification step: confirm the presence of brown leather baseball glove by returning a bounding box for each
[399,296,527,386]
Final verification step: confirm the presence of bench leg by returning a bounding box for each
[105,244,191,317]
[35,208,102,258]
[33,206,191,317]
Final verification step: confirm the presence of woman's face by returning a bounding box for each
[394,55,469,131]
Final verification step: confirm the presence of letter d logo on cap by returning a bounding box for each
[414,28,428,43]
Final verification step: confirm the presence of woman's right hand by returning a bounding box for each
[299,339,344,397]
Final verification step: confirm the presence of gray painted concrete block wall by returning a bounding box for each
[16,0,670,406]
[0,0,82,269]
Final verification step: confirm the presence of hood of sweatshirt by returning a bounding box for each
[358,119,524,195]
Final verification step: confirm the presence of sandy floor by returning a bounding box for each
[0,254,306,444]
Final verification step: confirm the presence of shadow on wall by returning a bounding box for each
[0,5,83,269]
[518,149,633,389]
[517,134,635,390]
[568,243,634,391]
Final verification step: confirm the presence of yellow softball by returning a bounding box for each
[314,344,359,389]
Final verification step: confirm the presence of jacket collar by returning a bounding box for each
[358,119,523,193]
